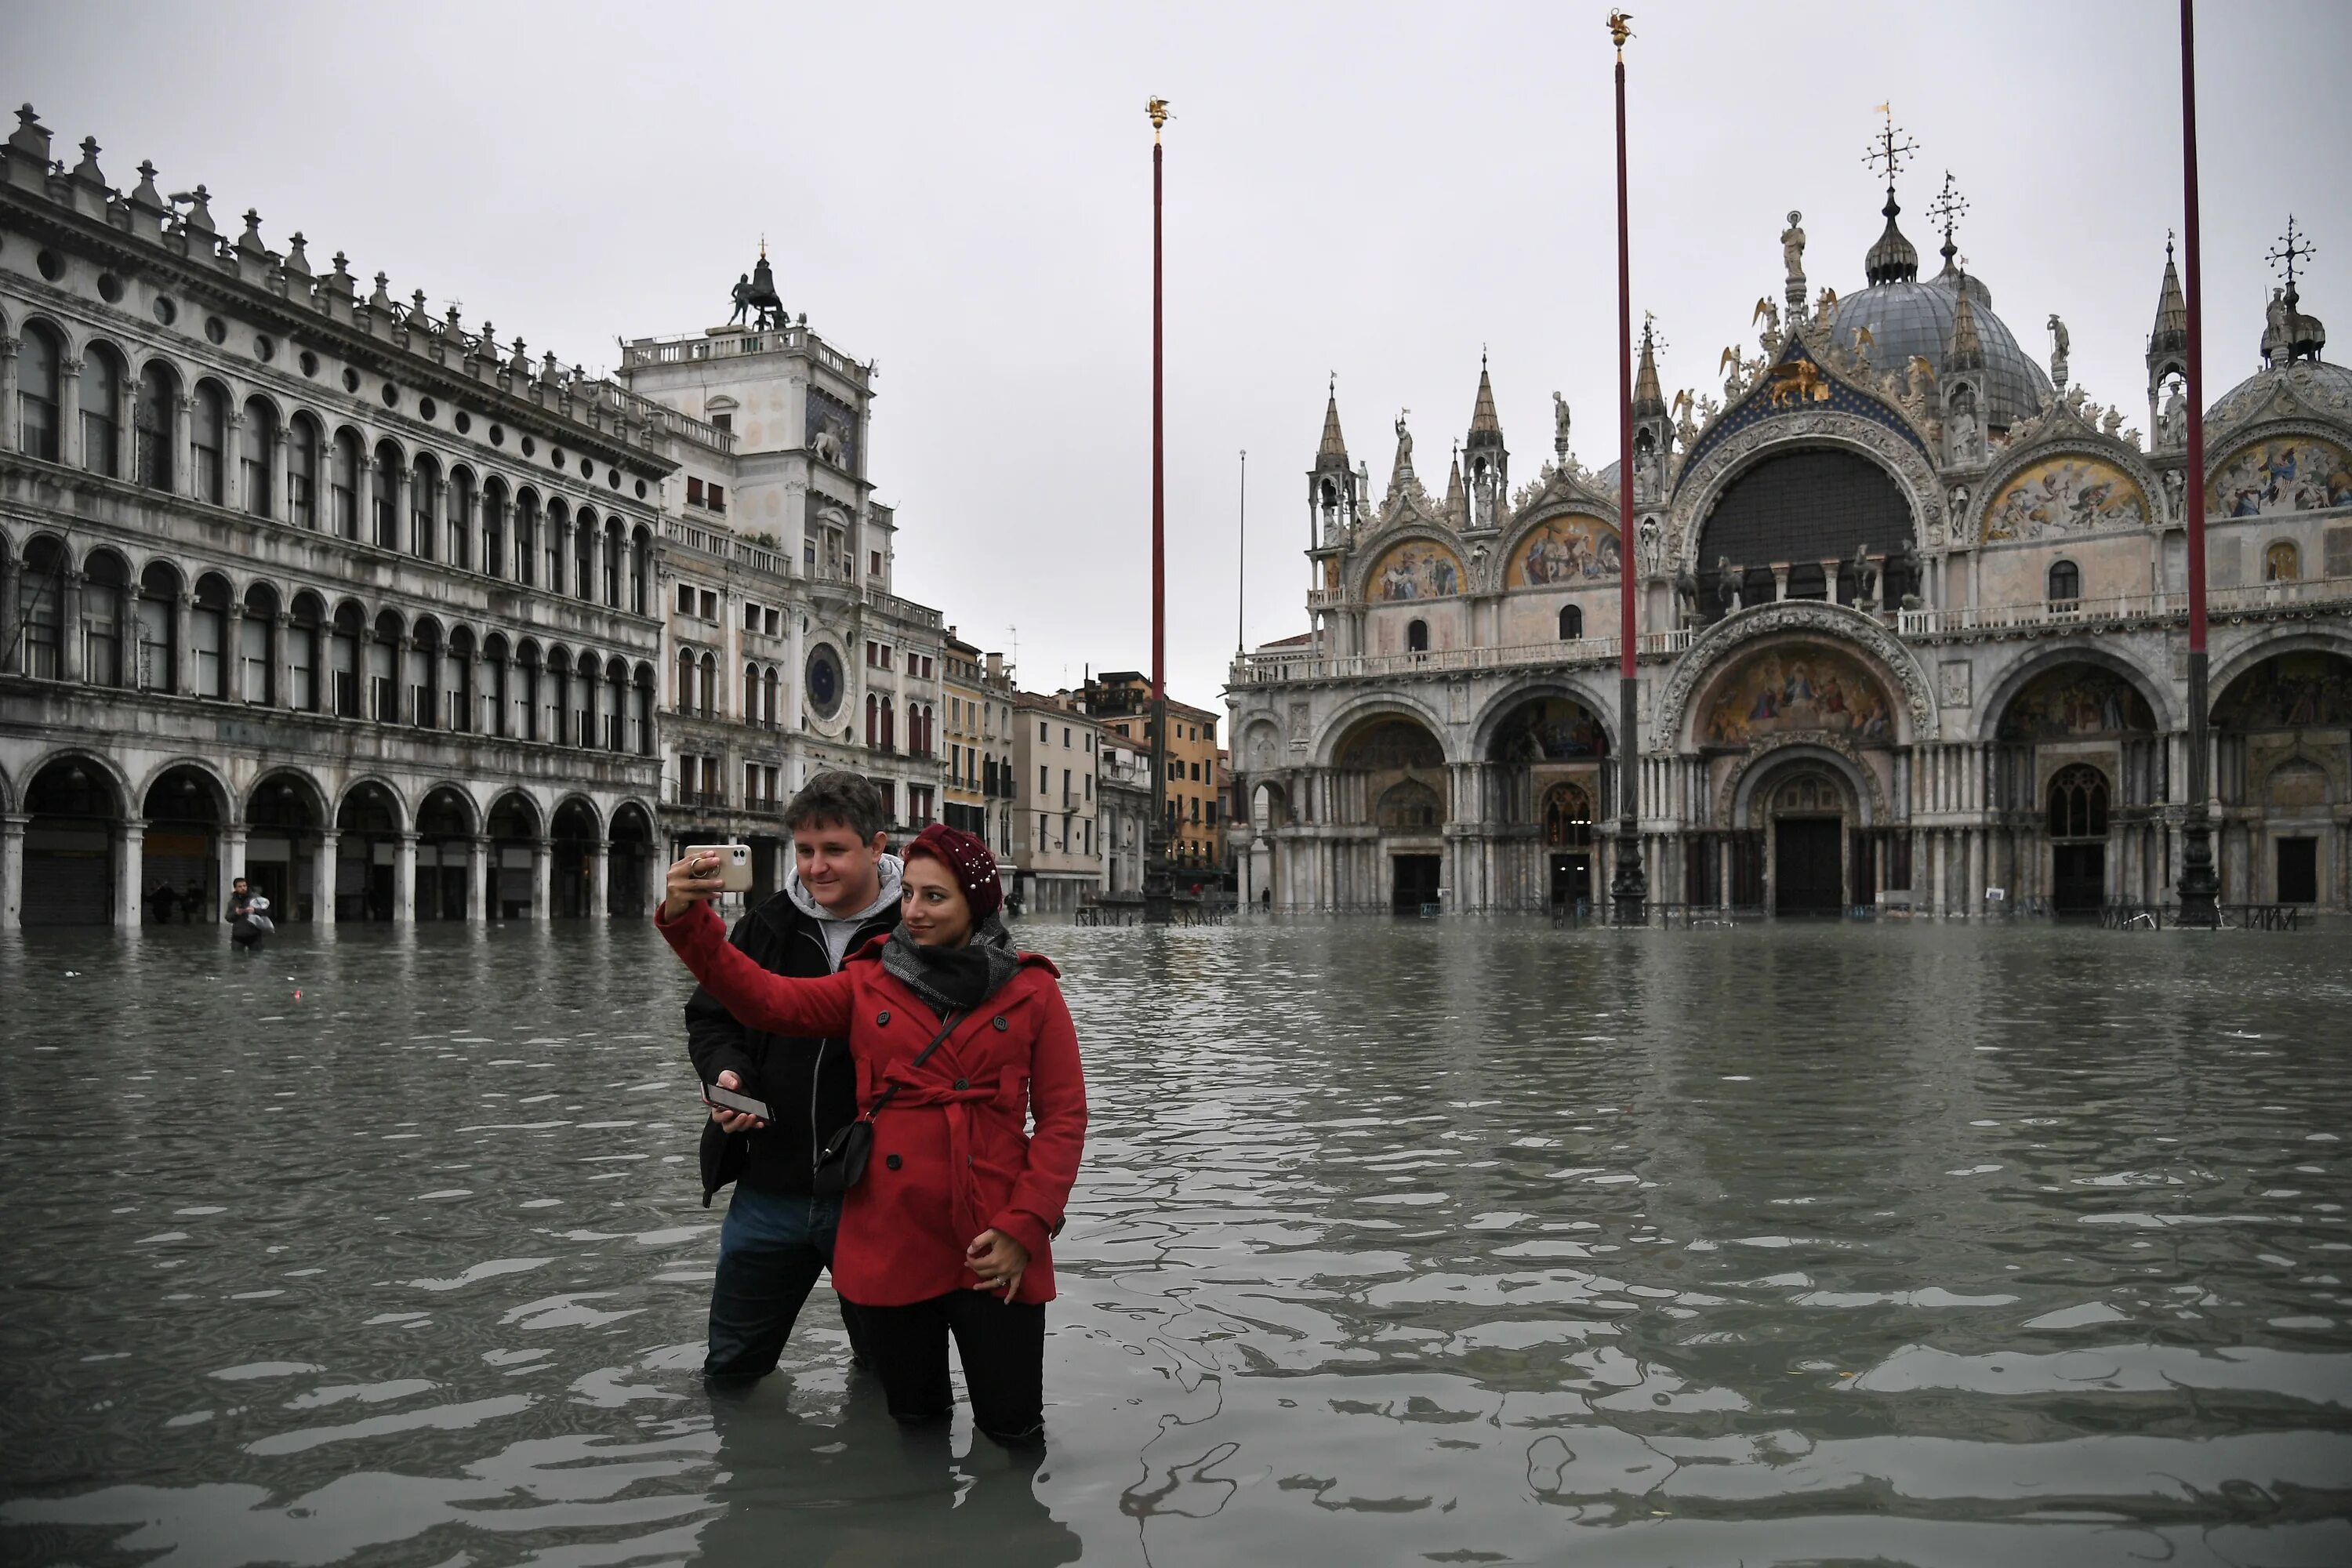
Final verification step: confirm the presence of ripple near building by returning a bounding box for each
[1229,163,2351,918]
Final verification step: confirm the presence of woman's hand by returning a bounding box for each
[662,852,725,923]
[708,1069,764,1132]
[965,1229,1029,1301]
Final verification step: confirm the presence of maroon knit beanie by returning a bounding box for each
[903,823,1004,922]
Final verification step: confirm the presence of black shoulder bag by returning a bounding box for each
[810,1011,963,1196]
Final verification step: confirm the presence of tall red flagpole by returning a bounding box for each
[1608,11,1648,924]
[1144,97,1174,924]
[2175,0,2218,921]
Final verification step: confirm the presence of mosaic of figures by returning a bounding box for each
[1371,539,1463,601]
[1510,515,1621,586]
[2215,652,2352,729]
[1700,642,1895,747]
[2207,438,2352,518]
[1491,697,1610,763]
[1996,665,2157,741]
[1338,717,1446,771]
[1983,456,2151,542]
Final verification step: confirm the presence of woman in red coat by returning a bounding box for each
[659,824,1085,1445]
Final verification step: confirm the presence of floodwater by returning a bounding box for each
[3,917,2350,1568]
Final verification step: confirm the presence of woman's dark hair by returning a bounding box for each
[785,769,887,841]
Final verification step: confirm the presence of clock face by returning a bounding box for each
[806,645,842,717]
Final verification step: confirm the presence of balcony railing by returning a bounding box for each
[1231,629,1693,685]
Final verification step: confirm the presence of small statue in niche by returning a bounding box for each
[2162,466,2187,521]
[1637,514,1662,575]
[2158,380,2186,448]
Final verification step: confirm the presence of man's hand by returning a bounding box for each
[965,1228,1029,1300]
[663,852,725,923]
[708,1069,765,1133]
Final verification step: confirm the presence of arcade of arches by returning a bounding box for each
[6,755,658,926]
[1237,633,2352,916]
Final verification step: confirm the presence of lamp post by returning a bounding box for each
[2174,0,2219,924]
[1607,10,1648,926]
[1143,96,1174,926]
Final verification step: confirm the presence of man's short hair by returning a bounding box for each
[786,771,887,842]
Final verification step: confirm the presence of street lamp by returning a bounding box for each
[1142,96,1174,926]
[1607,11,1648,925]
[2174,0,2219,925]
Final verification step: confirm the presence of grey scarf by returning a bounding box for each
[882,913,1022,1018]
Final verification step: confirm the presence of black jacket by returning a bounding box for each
[686,890,899,1206]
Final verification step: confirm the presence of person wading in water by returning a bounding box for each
[659,823,1086,1444]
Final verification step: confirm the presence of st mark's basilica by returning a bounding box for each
[1229,145,2351,918]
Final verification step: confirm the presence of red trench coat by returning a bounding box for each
[659,902,1086,1307]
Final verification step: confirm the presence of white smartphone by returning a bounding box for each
[684,843,754,894]
[704,1083,772,1120]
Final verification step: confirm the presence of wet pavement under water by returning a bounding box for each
[2,917,2349,1567]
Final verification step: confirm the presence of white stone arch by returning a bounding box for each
[1311,690,1456,768]
[607,795,660,841]
[2207,629,2352,730]
[336,774,413,833]
[1468,673,1621,760]
[245,766,335,830]
[1965,426,2165,545]
[1669,406,1944,572]
[19,745,134,818]
[548,791,606,839]
[412,780,482,837]
[1491,500,1623,597]
[1973,642,2178,743]
[1721,736,1887,829]
[133,754,238,826]
[1653,599,1940,751]
[1346,524,1471,605]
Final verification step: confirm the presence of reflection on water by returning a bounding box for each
[3,919,2349,1566]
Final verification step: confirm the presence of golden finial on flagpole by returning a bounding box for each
[1145,97,1171,140]
[1607,10,1633,56]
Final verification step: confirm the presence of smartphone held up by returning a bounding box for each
[684,843,755,894]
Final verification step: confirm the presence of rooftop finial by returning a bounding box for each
[1860,107,1921,285]
[1145,96,1171,140]
[1926,169,1968,268]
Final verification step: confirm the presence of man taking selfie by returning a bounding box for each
[687,771,901,1383]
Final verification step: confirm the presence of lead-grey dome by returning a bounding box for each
[2206,358,2352,433]
[1823,266,2052,430]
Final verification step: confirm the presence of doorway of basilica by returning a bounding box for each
[1542,781,1595,911]
[1756,767,1853,916]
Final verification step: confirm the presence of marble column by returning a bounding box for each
[393,832,417,923]
[224,604,248,703]
[173,592,194,695]
[114,817,146,928]
[588,840,610,920]
[270,426,290,525]
[223,414,245,514]
[60,570,84,683]
[172,396,194,500]
[274,612,295,710]
[466,834,489,924]
[58,357,84,470]
[0,336,20,452]
[394,637,414,724]
[532,837,553,920]
[221,825,248,894]
[1,812,26,927]
[316,827,339,924]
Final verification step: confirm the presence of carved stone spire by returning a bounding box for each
[1468,354,1502,443]
[2147,234,2188,361]
[1944,275,1985,372]
[1317,376,1348,461]
[1444,444,1466,524]
[1632,318,1665,418]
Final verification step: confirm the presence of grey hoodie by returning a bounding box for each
[784,851,905,969]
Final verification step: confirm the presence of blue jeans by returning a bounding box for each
[705,1187,864,1381]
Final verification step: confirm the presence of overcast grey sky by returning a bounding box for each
[16,1,2350,714]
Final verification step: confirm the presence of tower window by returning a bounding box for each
[2046,560,2081,604]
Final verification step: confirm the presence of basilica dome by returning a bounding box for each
[2206,358,2352,431]
[1820,261,2052,430]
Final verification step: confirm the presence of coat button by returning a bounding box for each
[885,1153,902,1171]
[992,1015,1009,1032]
[953,1077,968,1090]
[877,1011,891,1025]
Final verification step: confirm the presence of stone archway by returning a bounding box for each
[1740,755,1862,916]
[2212,648,2352,906]
[1327,712,1449,913]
